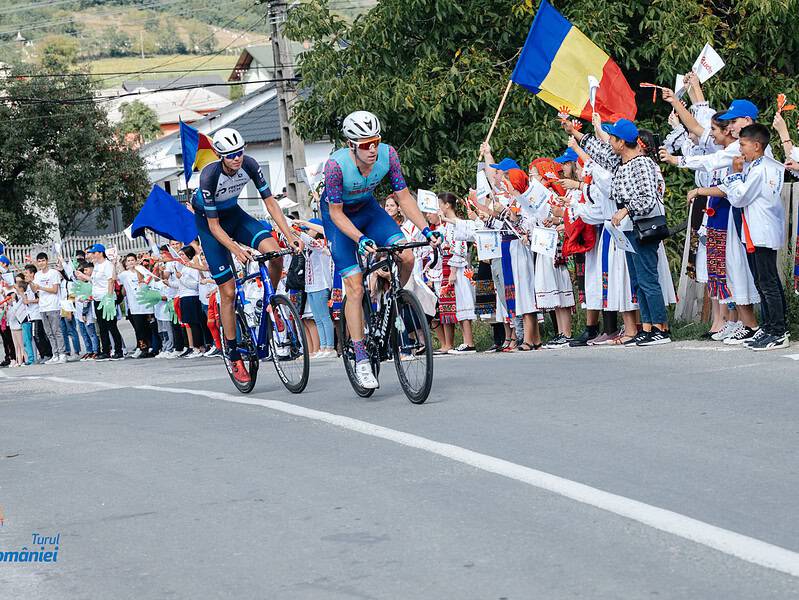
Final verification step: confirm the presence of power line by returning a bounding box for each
[7,65,297,78]
[0,0,78,15]
[4,76,299,104]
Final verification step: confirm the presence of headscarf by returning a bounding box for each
[529,158,566,196]
[505,168,529,194]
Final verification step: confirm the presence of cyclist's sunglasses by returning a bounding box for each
[350,137,381,151]
[221,149,245,160]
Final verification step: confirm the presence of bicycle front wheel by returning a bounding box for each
[221,308,259,394]
[268,294,309,394]
[391,289,434,404]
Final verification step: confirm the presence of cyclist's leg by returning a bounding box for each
[229,207,282,289]
[360,199,415,284]
[196,211,239,356]
[321,201,370,360]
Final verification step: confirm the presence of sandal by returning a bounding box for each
[517,342,535,351]
[609,336,635,346]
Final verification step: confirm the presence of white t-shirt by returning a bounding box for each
[118,270,153,315]
[151,281,170,322]
[24,287,41,320]
[33,268,62,313]
[90,259,115,300]
[305,245,333,293]
[198,271,215,306]
[176,265,199,298]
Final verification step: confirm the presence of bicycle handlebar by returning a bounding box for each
[249,247,296,263]
[372,240,431,253]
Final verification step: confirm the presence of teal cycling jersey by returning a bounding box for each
[322,143,407,206]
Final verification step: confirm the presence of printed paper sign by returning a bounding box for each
[674,73,687,99]
[530,226,558,258]
[417,189,440,214]
[692,43,725,83]
[301,161,325,192]
[604,220,636,253]
[62,260,74,280]
[1,272,14,286]
[135,265,158,281]
[518,178,556,221]
[476,170,492,199]
[474,229,502,261]
[588,75,600,110]
[106,245,118,262]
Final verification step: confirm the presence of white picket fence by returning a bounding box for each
[5,231,155,266]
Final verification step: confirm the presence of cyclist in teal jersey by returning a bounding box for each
[320,111,441,389]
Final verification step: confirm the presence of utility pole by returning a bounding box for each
[266,1,310,217]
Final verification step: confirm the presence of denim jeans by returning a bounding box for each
[306,289,334,348]
[624,232,667,325]
[78,321,100,353]
[60,315,81,355]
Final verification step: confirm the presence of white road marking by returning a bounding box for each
[782,354,799,361]
[4,371,799,578]
[675,345,737,352]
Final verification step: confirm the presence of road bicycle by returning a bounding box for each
[221,249,309,394]
[338,241,434,404]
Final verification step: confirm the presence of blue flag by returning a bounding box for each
[179,120,199,187]
[131,185,198,244]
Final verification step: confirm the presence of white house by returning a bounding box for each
[139,83,333,216]
[228,42,309,95]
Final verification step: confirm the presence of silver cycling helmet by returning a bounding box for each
[341,111,381,141]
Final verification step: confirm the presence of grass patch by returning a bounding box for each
[84,54,239,89]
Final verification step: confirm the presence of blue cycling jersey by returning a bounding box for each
[322,143,407,207]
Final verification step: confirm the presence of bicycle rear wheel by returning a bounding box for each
[221,308,259,394]
[338,295,380,398]
[268,294,309,394]
[391,289,434,404]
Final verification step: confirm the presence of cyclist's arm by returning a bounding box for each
[242,157,300,249]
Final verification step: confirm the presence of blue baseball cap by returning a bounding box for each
[0,255,10,266]
[489,158,522,172]
[602,118,639,143]
[86,243,105,253]
[554,148,579,164]
[718,99,759,121]
[309,218,323,227]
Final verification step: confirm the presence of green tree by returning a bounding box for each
[39,35,80,71]
[100,26,133,57]
[0,68,151,244]
[117,101,161,143]
[285,0,799,271]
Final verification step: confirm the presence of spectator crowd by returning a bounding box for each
[2,73,799,367]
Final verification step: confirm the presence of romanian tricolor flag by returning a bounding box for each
[511,0,637,121]
[179,120,218,187]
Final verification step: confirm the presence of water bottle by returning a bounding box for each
[254,299,263,328]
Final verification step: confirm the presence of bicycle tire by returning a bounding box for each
[268,294,310,394]
[390,289,434,404]
[221,308,259,394]
[338,295,380,398]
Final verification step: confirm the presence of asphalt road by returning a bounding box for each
[2,336,799,599]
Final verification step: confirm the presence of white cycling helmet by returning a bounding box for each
[342,111,381,141]
[212,128,246,155]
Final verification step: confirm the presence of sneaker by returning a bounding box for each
[57,354,68,364]
[45,355,60,365]
[710,321,737,341]
[723,325,757,345]
[176,348,192,358]
[625,330,649,346]
[637,327,672,346]
[742,328,768,348]
[110,352,125,361]
[544,334,569,349]
[78,353,90,362]
[588,332,613,346]
[95,353,111,361]
[38,357,50,365]
[230,359,251,384]
[569,330,594,347]
[447,344,476,354]
[67,353,80,362]
[131,348,143,359]
[750,332,790,352]
[354,360,379,389]
[161,350,178,359]
[185,349,204,359]
[203,347,220,358]
[484,344,502,353]
[85,353,97,361]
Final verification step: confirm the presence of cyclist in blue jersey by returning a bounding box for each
[194,127,303,384]
[321,111,442,389]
